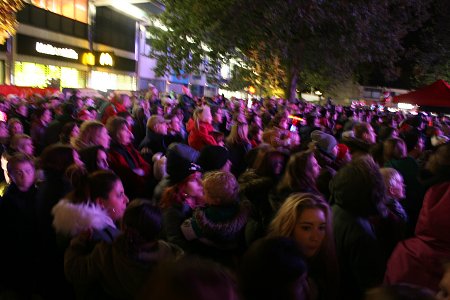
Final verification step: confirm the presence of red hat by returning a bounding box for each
[336,143,349,160]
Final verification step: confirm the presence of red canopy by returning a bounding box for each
[0,85,59,98]
[392,80,450,107]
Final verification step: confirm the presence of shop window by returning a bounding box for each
[61,0,74,19]
[46,0,61,14]
[31,0,87,24]
[75,0,87,23]
[31,0,46,9]
[14,62,85,89]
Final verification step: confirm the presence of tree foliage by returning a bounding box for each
[149,0,431,99]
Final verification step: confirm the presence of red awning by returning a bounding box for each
[0,85,60,98]
[392,80,450,107]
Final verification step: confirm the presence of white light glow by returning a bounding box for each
[398,103,415,110]
[110,0,148,21]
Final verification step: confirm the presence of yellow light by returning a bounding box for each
[82,52,95,65]
[248,86,256,94]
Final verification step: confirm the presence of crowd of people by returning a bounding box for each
[0,86,450,300]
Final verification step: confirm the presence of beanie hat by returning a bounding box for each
[311,130,338,156]
[197,145,230,172]
[336,143,349,161]
[166,143,201,185]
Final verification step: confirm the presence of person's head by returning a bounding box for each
[39,144,82,173]
[168,114,182,133]
[78,145,109,173]
[211,106,223,124]
[116,111,134,128]
[193,106,212,125]
[226,114,249,145]
[122,199,162,245]
[331,155,387,217]
[75,120,110,150]
[401,131,424,154]
[10,134,34,156]
[106,116,133,146]
[380,168,405,199]
[0,121,8,140]
[34,107,52,125]
[269,193,332,258]
[311,130,339,158]
[354,122,376,144]
[147,115,169,135]
[366,283,435,300]
[253,147,288,178]
[383,137,407,162]
[8,118,24,136]
[117,93,131,108]
[279,150,321,193]
[425,142,450,176]
[89,170,129,221]
[7,153,35,192]
[59,122,79,144]
[137,256,238,300]
[203,171,239,206]
[239,237,309,300]
[197,145,232,173]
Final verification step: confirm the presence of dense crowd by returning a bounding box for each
[0,86,450,300]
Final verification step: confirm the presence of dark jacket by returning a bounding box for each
[330,160,386,299]
[0,184,39,295]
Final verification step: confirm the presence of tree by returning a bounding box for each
[149,0,431,100]
[0,0,24,44]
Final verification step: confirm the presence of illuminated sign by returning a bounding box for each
[99,53,114,66]
[35,42,78,60]
[82,52,95,66]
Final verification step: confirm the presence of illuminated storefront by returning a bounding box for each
[14,34,136,91]
[14,62,85,88]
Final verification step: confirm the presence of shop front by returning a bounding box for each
[14,34,136,91]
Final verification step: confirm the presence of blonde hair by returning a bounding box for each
[73,120,105,150]
[269,193,331,239]
[380,167,403,189]
[193,106,212,129]
[203,171,239,205]
[226,114,249,145]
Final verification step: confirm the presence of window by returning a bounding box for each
[31,0,88,23]
[61,0,74,19]
[75,0,87,23]
[46,0,61,14]
[15,62,86,88]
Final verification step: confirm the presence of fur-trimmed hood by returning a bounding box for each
[181,201,250,249]
[52,198,116,237]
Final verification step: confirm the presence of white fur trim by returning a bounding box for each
[52,199,116,237]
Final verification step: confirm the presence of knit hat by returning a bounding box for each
[166,143,201,185]
[311,130,338,156]
[197,145,230,172]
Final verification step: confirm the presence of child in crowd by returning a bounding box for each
[181,171,250,269]
[0,153,38,298]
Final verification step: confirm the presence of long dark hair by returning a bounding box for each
[277,150,319,194]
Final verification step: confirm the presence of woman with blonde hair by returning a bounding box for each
[72,120,110,151]
[186,105,218,151]
[226,113,251,177]
[268,192,338,300]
